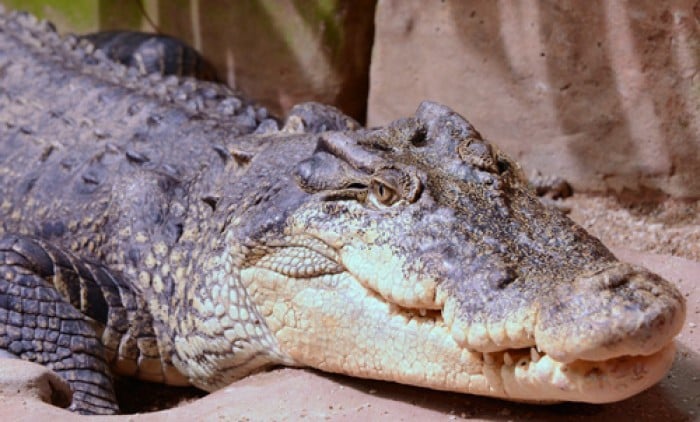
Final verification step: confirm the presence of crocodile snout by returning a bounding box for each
[535,263,686,363]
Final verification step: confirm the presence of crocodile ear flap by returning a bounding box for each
[295,134,372,193]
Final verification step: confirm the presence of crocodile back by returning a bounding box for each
[0,13,269,262]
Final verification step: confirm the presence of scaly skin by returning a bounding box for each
[0,10,686,414]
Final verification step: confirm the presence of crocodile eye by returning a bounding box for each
[370,179,399,206]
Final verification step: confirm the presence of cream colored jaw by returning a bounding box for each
[242,263,676,404]
[498,342,676,403]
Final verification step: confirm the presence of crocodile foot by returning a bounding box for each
[0,234,119,414]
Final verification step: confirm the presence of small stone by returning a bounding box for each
[93,128,109,139]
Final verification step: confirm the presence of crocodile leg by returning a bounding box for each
[0,234,119,414]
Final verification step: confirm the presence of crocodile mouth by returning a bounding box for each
[251,237,682,404]
[384,298,678,403]
[467,342,676,403]
[343,261,682,404]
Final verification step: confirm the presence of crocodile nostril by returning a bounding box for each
[576,263,635,291]
[602,271,629,289]
[488,266,518,289]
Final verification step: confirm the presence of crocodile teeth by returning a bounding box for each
[530,347,541,363]
[503,351,514,366]
[483,353,495,365]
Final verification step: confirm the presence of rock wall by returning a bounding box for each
[368,0,700,198]
[172,0,375,123]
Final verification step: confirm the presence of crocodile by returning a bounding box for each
[0,10,686,415]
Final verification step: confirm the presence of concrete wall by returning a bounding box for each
[368,0,700,198]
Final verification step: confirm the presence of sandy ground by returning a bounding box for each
[1,195,699,421]
[566,194,700,262]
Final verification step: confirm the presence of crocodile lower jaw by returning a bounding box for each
[384,313,677,403]
[483,341,676,403]
[277,302,676,404]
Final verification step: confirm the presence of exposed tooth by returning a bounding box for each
[530,347,541,363]
[483,353,495,365]
[442,300,455,325]
[419,309,426,317]
[503,352,514,366]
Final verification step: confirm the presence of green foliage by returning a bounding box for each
[2,0,99,32]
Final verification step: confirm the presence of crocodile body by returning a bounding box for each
[0,11,686,415]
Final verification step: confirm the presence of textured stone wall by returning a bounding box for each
[368,0,700,198]
[174,0,376,123]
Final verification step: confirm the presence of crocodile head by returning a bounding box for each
[227,102,685,403]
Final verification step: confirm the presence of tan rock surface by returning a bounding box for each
[179,0,376,122]
[368,0,700,198]
[0,247,697,421]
